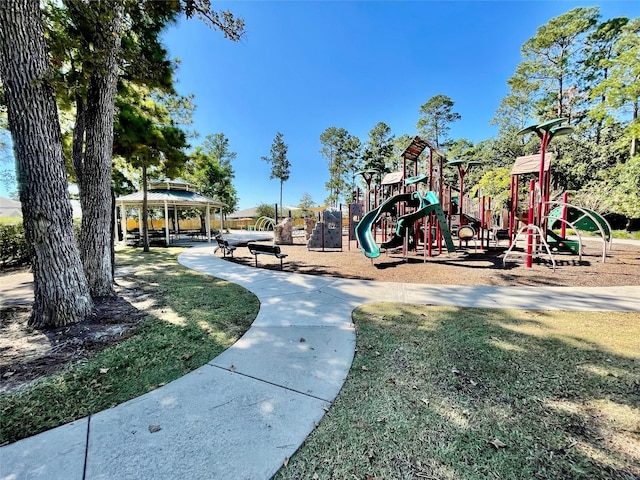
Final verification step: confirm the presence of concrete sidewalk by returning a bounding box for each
[2,244,639,480]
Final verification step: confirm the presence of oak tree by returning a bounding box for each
[0,0,93,327]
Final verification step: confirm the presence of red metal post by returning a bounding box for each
[427,218,432,257]
[428,149,434,191]
[487,197,492,249]
[458,165,465,226]
[480,196,485,250]
[508,177,513,245]
[526,178,535,268]
[509,174,519,247]
[439,155,444,204]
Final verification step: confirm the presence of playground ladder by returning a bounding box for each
[503,224,556,272]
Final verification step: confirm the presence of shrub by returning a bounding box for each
[0,222,30,269]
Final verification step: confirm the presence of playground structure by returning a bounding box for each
[355,189,455,259]
[503,118,613,269]
[253,216,275,231]
[307,208,343,251]
[352,136,488,261]
[352,123,613,269]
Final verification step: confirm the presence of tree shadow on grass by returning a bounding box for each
[280,305,639,480]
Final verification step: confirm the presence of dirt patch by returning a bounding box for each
[0,283,150,394]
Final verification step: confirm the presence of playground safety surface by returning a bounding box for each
[226,237,640,288]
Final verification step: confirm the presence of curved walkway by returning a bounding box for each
[2,244,639,480]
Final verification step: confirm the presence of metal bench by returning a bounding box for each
[215,235,237,258]
[247,243,288,270]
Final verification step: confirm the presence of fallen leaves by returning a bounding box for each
[489,438,507,450]
[451,366,480,388]
[367,448,376,462]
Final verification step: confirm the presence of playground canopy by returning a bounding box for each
[381,171,404,185]
[511,153,554,176]
[115,179,225,245]
[400,136,446,162]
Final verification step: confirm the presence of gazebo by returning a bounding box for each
[115,179,226,245]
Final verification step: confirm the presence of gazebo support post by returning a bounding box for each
[206,205,211,242]
[119,204,127,245]
[164,200,170,245]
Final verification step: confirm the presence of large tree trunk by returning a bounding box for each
[0,0,93,328]
[76,0,124,297]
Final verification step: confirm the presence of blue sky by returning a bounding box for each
[160,0,636,211]
[1,1,637,210]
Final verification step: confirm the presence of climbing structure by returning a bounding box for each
[307,208,343,250]
[504,118,612,268]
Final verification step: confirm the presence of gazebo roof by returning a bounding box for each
[147,178,197,191]
[116,189,225,208]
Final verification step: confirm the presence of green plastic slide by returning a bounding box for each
[355,191,454,259]
[355,193,413,259]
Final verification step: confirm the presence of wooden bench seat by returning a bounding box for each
[215,235,237,258]
[247,243,288,270]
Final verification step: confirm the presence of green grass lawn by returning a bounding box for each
[0,247,259,444]
[275,304,640,480]
[3,249,639,478]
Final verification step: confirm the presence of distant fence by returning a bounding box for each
[225,217,306,230]
[126,218,203,231]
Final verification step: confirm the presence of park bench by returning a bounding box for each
[215,235,237,258]
[247,243,288,270]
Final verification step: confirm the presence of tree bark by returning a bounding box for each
[71,94,86,185]
[0,0,93,328]
[77,0,124,297]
